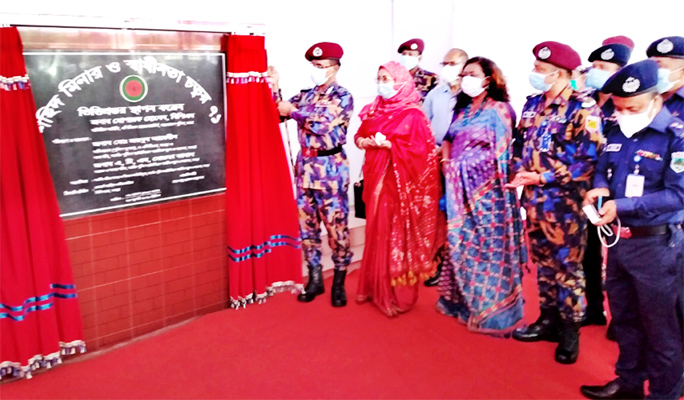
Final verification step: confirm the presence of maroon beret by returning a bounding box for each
[397,38,424,54]
[305,42,343,61]
[533,41,581,71]
[603,35,634,50]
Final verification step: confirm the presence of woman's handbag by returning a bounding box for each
[354,165,366,219]
[354,180,365,219]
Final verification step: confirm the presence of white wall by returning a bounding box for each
[448,0,684,114]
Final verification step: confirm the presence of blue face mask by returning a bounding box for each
[585,68,613,90]
[529,71,556,92]
[377,82,399,99]
[656,67,682,94]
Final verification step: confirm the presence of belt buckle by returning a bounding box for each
[620,227,632,239]
[302,148,317,157]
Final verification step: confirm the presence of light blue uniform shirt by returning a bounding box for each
[422,83,458,145]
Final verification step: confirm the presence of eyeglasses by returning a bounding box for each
[440,61,465,67]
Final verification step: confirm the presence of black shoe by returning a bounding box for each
[582,311,608,327]
[297,266,324,303]
[580,379,644,399]
[512,308,560,342]
[424,257,443,287]
[331,269,347,307]
[424,273,440,287]
[606,321,617,342]
[555,321,580,364]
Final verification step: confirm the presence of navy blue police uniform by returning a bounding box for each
[582,59,684,400]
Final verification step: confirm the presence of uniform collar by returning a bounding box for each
[314,81,340,95]
[438,83,457,94]
[649,106,674,133]
[674,85,684,99]
[547,86,574,108]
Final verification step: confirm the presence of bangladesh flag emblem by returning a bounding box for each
[120,75,148,102]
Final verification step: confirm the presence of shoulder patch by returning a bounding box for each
[585,115,601,133]
[671,151,684,173]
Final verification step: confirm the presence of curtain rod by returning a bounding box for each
[0,13,266,35]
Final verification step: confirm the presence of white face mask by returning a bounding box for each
[460,76,486,98]
[615,99,656,138]
[377,82,399,99]
[310,65,331,86]
[400,54,420,71]
[441,64,463,84]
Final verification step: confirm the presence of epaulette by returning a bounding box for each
[571,91,597,108]
[668,120,684,138]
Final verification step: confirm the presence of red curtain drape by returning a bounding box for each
[222,34,303,308]
[0,27,85,379]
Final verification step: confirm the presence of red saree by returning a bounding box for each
[0,27,85,379]
[222,35,303,308]
[355,62,441,317]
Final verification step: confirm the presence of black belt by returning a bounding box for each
[301,146,342,158]
[611,224,674,239]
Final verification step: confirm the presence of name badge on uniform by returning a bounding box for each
[625,174,644,198]
[522,111,536,119]
[606,143,622,152]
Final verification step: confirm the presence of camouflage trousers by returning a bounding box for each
[524,191,588,323]
[297,186,352,271]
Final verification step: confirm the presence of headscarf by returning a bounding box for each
[358,61,422,121]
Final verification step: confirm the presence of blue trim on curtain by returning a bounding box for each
[227,234,301,263]
[0,284,79,321]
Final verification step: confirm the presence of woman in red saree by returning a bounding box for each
[354,61,440,317]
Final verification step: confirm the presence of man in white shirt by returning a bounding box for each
[423,48,469,146]
[422,48,468,287]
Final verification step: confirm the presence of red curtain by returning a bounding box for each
[0,27,85,379]
[222,35,303,308]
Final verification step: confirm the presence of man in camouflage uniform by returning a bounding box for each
[398,38,438,100]
[271,42,354,307]
[507,41,604,365]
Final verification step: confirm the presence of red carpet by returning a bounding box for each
[0,270,618,399]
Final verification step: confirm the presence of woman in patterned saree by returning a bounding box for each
[354,61,440,317]
[437,57,527,335]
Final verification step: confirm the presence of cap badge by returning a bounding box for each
[657,39,674,54]
[622,77,640,93]
[538,47,551,60]
[312,47,323,57]
[601,49,615,60]
[410,43,418,50]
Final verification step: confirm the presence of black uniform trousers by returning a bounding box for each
[606,225,684,399]
[584,224,604,318]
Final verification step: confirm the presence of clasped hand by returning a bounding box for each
[583,188,617,226]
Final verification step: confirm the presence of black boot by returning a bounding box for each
[424,262,442,287]
[331,269,347,307]
[297,265,324,303]
[512,308,559,342]
[580,379,644,399]
[555,321,580,364]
